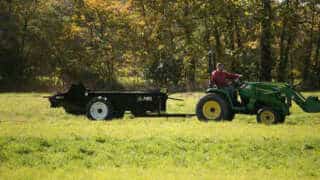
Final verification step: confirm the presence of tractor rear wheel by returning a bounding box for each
[257,108,280,125]
[196,93,232,121]
[278,113,286,124]
[225,112,235,121]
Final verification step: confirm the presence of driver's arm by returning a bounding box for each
[225,72,241,80]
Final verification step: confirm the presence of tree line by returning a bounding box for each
[0,0,319,91]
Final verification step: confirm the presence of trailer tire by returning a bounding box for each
[196,93,231,121]
[257,108,279,125]
[86,97,113,120]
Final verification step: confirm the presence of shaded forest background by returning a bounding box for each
[0,0,319,91]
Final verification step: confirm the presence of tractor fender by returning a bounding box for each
[205,88,233,107]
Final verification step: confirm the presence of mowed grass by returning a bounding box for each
[0,92,320,180]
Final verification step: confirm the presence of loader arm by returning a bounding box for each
[282,87,320,113]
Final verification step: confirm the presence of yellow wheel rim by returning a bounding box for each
[260,110,275,124]
[202,101,222,120]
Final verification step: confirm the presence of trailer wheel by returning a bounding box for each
[86,97,113,120]
[257,108,279,125]
[196,93,231,121]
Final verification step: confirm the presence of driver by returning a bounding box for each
[210,63,242,88]
[210,63,242,104]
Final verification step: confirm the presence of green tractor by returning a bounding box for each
[196,79,320,124]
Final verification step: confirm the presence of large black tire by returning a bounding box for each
[196,93,233,121]
[278,113,286,124]
[225,112,235,121]
[256,108,280,125]
[86,97,114,120]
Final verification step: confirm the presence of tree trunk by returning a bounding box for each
[185,29,196,87]
[277,0,292,84]
[302,10,315,87]
[314,31,320,87]
[277,18,286,82]
[182,2,196,88]
[260,0,273,81]
[231,19,242,72]
[235,21,243,50]
[213,26,223,63]
[20,17,28,57]
[8,0,12,18]
[204,17,215,74]
[315,34,320,71]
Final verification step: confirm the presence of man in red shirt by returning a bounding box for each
[210,63,242,105]
[210,63,242,88]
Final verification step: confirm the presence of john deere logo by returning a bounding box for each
[137,96,152,102]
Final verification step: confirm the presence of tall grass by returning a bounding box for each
[0,92,319,179]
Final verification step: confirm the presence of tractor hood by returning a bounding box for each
[243,82,289,92]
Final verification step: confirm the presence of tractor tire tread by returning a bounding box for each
[196,93,232,121]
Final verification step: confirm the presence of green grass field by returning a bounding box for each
[0,92,320,180]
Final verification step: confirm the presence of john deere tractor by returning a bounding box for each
[196,79,320,124]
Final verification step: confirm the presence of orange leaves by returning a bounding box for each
[85,0,131,14]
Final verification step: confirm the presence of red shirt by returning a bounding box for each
[211,70,240,88]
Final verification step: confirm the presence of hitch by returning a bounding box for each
[46,95,64,108]
[168,97,184,101]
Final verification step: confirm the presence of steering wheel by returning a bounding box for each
[230,77,243,88]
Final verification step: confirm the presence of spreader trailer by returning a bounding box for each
[48,83,195,120]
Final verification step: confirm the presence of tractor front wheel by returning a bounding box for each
[257,108,280,125]
[196,94,232,121]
